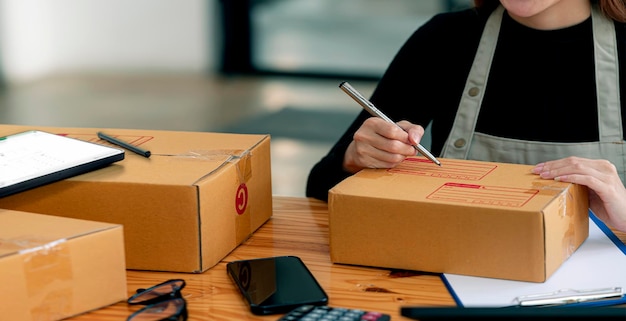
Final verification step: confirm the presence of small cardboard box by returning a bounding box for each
[328,157,589,282]
[0,124,273,273]
[0,209,126,321]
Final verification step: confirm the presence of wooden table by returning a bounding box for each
[70,196,626,321]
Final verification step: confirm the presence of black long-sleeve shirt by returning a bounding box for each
[306,6,626,201]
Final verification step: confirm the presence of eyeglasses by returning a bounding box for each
[126,279,188,321]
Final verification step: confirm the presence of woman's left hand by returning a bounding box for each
[532,156,626,232]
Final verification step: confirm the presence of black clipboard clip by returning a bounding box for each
[513,287,624,307]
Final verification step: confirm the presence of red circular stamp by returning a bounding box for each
[235,184,248,215]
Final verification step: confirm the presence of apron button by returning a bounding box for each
[454,139,466,148]
[468,87,480,97]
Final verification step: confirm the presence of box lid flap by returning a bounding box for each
[0,209,120,257]
[0,125,269,185]
[330,157,575,211]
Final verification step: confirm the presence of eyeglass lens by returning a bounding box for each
[127,298,187,321]
[128,279,186,305]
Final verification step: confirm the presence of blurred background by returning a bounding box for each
[0,0,471,197]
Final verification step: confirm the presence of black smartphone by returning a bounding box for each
[226,255,329,315]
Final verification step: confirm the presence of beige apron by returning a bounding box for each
[440,5,626,182]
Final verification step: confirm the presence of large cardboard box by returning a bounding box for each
[0,124,273,273]
[0,209,126,321]
[328,157,589,282]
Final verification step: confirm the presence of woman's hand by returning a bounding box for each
[343,118,424,173]
[532,156,626,232]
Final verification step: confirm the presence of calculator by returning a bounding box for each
[277,305,391,321]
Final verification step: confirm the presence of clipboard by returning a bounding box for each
[441,212,626,308]
[0,130,125,197]
[400,305,626,320]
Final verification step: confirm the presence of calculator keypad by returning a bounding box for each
[278,305,391,321]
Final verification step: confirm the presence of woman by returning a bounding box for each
[306,0,626,232]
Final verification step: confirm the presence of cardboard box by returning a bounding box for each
[328,157,589,282]
[0,124,273,273]
[0,209,126,321]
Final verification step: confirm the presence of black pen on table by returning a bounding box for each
[97,132,151,158]
[339,81,442,166]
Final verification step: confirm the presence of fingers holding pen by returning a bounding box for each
[358,118,418,155]
[397,120,425,148]
[343,118,421,173]
[339,81,441,168]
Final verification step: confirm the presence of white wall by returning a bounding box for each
[0,0,215,83]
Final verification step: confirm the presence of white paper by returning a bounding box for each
[443,216,626,307]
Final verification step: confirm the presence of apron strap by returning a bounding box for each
[592,6,623,141]
[440,6,504,159]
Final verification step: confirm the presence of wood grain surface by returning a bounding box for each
[68,196,626,320]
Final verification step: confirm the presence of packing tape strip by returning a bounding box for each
[163,148,256,244]
[157,149,245,161]
[7,237,74,319]
[233,150,253,242]
[530,181,587,259]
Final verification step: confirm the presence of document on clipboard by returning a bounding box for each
[441,213,626,307]
[0,130,125,197]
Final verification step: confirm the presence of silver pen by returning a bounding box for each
[339,81,441,166]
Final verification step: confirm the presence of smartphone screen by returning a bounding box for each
[226,255,329,315]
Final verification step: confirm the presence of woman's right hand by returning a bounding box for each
[342,117,425,173]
